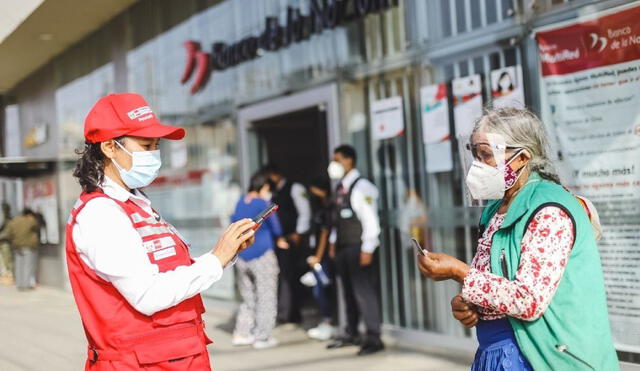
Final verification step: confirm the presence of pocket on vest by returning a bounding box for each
[134,334,205,365]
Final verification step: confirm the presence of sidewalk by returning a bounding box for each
[0,285,470,371]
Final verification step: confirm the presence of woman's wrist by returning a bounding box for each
[453,263,470,284]
[212,250,232,267]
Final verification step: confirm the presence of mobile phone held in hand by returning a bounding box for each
[252,203,279,230]
[411,238,428,257]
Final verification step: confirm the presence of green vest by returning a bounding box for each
[480,173,619,371]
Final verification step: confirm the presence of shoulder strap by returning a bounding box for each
[522,202,577,249]
[347,176,364,195]
[70,192,135,226]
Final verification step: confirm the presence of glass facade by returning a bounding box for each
[4,0,640,364]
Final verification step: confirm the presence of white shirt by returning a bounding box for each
[339,169,381,253]
[277,179,312,234]
[72,176,224,316]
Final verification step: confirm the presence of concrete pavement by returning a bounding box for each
[0,285,470,370]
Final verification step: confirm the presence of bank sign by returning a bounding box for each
[181,0,398,94]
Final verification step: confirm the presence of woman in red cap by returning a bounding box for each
[66,93,255,370]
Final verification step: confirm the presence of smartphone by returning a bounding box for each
[411,238,428,256]
[252,203,279,230]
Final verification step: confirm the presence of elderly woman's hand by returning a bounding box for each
[417,252,470,283]
[451,294,479,328]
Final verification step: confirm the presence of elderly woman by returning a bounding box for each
[417,108,619,370]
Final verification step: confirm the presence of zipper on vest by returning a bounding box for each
[500,250,508,278]
[556,345,595,370]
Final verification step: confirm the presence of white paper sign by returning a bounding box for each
[425,141,453,173]
[452,75,483,138]
[420,84,450,143]
[491,66,525,109]
[371,96,404,140]
[420,83,453,173]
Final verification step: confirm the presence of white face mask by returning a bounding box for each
[465,161,506,200]
[112,140,162,189]
[327,161,345,180]
[465,151,524,200]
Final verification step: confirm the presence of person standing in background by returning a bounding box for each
[326,145,384,356]
[2,208,40,291]
[231,171,289,349]
[263,164,312,325]
[0,203,14,285]
[305,176,337,341]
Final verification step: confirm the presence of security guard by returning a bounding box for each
[326,145,384,356]
[66,93,255,370]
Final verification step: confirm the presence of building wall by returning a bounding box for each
[3,0,640,365]
[12,64,58,159]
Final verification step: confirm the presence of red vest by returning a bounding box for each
[66,192,212,370]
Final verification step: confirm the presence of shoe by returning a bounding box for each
[307,321,335,341]
[326,335,359,349]
[0,275,11,286]
[232,334,255,346]
[253,337,279,349]
[277,322,301,331]
[357,338,385,356]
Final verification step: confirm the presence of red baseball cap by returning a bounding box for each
[84,93,185,143]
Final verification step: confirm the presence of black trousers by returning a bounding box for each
[275,236,310,323]
[335,244,381,339]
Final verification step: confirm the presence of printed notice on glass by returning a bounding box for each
[490,66,525,109]
[420,83,453,173]
[536,3,640,353]
[371,96,404,140]
[452,74,483,139]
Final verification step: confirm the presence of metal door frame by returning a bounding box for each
[237,83,341,190]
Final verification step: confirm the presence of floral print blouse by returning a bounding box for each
[461,206,575,321]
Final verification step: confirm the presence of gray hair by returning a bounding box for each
[471,107,562,184]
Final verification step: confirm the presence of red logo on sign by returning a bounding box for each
[181,41,211,94]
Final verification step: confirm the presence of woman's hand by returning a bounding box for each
[240,236,255,252]
[307,255,320,267]
[276,237,289,250]
[212,219,255,266]
[417,252,470,283]
[451,294,479,328]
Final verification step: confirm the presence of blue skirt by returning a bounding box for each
[471,319,533,371]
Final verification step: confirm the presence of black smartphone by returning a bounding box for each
[252,203,279,230]
[411,238,428,256]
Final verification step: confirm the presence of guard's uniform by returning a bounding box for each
[333,169,382,343]
[66,191,213,370]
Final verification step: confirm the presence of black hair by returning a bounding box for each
[309,176,331,193]
[498,71,514,91]
[248,171,272,193]
[73,137,123,193]
[261,163,283,177]
[334,144,357,165]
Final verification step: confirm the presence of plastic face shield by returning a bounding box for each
[461,133,511,207]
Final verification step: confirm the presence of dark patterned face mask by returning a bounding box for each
[504,149,525,190]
